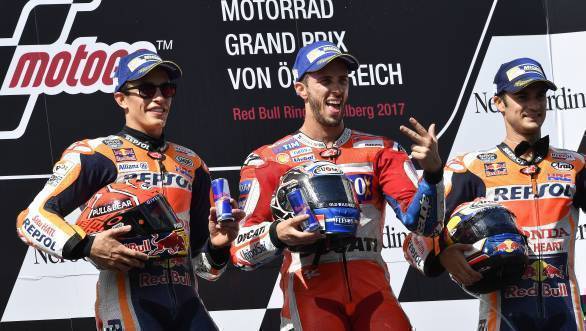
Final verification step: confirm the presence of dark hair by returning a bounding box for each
[495,92,508,106]
[299,74,309,85]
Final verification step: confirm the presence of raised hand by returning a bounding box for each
[399,117,442,173]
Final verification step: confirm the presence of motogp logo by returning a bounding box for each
[0,0,155,139]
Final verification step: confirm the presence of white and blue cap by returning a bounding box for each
[292,41,359,82]
[493,57,557,95]
[114,49,182,92]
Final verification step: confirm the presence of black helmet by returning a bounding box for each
[444,199,528,295]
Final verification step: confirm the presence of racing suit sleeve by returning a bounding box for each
[403,156,486,276]
[189,164,230,281]
[230,157,291,271]
[376,146,444,237]
[16,140,117,260]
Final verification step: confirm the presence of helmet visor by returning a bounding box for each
[106,194,181,236]
[452,207,519,244]
[300,175,358,209]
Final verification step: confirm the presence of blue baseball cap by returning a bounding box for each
[293,41,359,82]
[493,57,557,95]
[114,49,182,92]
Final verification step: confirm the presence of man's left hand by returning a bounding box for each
[208,199,244,248]
[399,117,442,173]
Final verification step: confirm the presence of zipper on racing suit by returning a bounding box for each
[320,146,354,303]
[530,168,545,319]
[155,151,179,316]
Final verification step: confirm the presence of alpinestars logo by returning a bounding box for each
[0,0,155,140]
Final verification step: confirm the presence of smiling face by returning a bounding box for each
[114,67,172,138]
[295,59,349,129]
[494,82,548,141]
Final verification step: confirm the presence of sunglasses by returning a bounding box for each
[121,82,177,99]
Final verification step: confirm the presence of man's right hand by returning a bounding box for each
[89,225,149,272]
[276,214,325,247]
[439,243,483,286]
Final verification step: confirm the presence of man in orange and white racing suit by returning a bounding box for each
[230,41,445,330]
[16,50,241,330]
[403,57,586,331]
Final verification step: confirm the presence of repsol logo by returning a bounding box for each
[406,241,423,268]
[490,183,574,201]
[236,225,267,245]
[22,218,57,251]
[123,172,192,191]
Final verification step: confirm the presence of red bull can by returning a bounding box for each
[287,188,320,232]
[211,178,234,222]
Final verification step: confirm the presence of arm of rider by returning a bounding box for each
[209,198,244,248]
[275,214,325,247]
[439,243,483,286]
[399,117,443,176]
[89,225,148,272]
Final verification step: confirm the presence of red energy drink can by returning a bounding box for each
[287,188,320,232]
[211,178,234,222]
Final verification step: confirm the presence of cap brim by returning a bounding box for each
[504,77,557,94]
[126,60,183,83]
[306,53,359,74]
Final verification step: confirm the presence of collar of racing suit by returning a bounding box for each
[119,126,167,151]
[498,135,549,166]
[294,128,353,148]
[513,135,549,160]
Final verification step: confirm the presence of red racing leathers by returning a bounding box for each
[231,129,444,330]
[16,127,228,331]
[403,142,586,331]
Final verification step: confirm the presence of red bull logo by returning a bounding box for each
[522,260,565,282]
[495,239,521,253]
[151,231,188,257]
[484,162,507,176]
[0,0,155,139]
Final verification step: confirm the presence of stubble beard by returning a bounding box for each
[307,92,344,128]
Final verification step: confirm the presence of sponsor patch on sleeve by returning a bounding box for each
[113,148,137,162]
[353,139,385,148]
[65,141,93,155]
[243,153,265,167]
[445,158,466,173]
[484,162,508,177]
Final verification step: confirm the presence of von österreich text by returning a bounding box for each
[228,63,403,90]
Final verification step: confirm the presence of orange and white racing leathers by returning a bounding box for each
[16,127,228,330]
[231,128,444,330]
[403,141,586,331]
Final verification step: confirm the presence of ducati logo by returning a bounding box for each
[0,0,156,140]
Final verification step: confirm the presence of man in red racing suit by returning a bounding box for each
[230,41,445,330]
[16,50,241,331]
[403,57,586,331]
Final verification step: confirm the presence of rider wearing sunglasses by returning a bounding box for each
[17,49,242,330]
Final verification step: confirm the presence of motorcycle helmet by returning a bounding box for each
[444,198,528,294]
[271,161,361,245]
[76,179,187,258]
